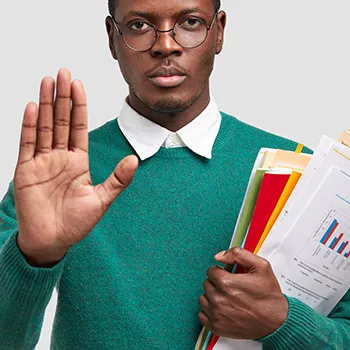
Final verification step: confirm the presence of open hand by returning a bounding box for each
[14,69,138,266]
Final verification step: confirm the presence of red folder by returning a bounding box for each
[243,172,291,253]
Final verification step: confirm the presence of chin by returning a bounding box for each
[136,89,200,115]
[147,99,192,114]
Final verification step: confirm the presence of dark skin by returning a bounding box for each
[16,0,287,339]
[105,0,226,131]
[200,247,289,339]
[105,0,288,340]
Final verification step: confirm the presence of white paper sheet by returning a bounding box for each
[212,137,350,350]
[259,138,350,259]
[214,167,350,349]
[214,338,262,350]
[268,166,350,315]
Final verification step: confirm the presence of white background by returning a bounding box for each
[0,0,349,348]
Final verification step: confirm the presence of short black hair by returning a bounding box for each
[108,0,221,17]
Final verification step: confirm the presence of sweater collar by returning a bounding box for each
[117,97,221,160]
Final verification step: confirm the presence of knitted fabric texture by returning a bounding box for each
[1,112,349,349]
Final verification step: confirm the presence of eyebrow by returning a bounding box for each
[122,7,209,22]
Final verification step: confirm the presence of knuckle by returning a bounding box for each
[39,101,53,106]
[56,95,70,100]
[232,246,242,255]
[37,147,51,154]
[20,141,35,148]
[206,266,215,276]
[198,294,206,305]
[70,143,88,153]
[198,312,209,327]
[217,277,231,291]
[54,142,67,149]
[211,293,223,307]
[98,183,113,210]
[202,279,208,290]
[71,123,88,131]
[112,170,126,189]
[260,258,271,271]
[22,123,36,129]
[226,246,242,260]
[54,119,70,127]
[38,126,53,133]
[210,316,221,331]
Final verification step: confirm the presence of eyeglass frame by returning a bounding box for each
[110,10,219,52]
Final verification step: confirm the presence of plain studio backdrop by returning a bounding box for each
[0,0,349,348]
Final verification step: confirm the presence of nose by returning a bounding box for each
[150,29,183,57]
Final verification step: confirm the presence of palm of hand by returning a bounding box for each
[15,148,102,251]
[14,69,138,263]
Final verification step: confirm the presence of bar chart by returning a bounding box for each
[298,206,350,278]
[319,209,350,257]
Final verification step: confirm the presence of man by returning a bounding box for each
[0,0,349,349]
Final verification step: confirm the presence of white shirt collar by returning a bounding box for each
[117,97,221,160]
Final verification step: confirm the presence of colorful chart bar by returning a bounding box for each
[338,241,349,254]
[329,237,337,249]
[321,219,339,244]
[330,233,344,250]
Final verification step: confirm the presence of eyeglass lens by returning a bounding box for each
[122,18,209,51]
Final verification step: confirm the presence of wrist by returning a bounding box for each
[22,253,67,268]
[271,294,289,332]
[256,295,316,349]
[17,235,68,268]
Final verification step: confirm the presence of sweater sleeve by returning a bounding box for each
[0,182,69,350]
[257,291,350,349]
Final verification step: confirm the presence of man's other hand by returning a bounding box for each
[198,247,288,340]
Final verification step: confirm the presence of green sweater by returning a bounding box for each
[1,112,349,350]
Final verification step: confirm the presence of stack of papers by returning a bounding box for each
[196,130,350,350]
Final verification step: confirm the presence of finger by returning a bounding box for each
[198,294,211,316]
[207,265,258,293]
[36,77,55,154]
[96,155,139,211]
[203,279,216,302]
[18,102,38,164]
[206,265,228,288]
[69,80,88,152]
[198,311,211,329]
[53,68,72,150]
[215,247,263,273]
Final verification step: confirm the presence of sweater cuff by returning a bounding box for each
[257,295,317,349]
[0,230,68,306]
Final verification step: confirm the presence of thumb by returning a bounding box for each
[215,247,261,272]
[96,154,139,209]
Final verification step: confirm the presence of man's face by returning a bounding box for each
[106,0,226,114]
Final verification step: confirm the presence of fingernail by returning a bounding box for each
[215,250,226,259]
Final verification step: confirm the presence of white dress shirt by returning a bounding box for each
[117,97,222,161]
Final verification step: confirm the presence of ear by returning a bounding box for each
[215,11,227,55]
[105,16,118,60]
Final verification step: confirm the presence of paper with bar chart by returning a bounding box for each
[259,139,350,259]
[268,166,350,315]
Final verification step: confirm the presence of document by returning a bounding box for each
[259,139,350,259]
[214,166,350,349]
[201,135,350,350]
[267,166,350,315]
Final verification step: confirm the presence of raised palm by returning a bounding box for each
[14,69,138,265]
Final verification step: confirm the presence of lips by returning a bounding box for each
[150,75,186,88]
[149,66,187,88]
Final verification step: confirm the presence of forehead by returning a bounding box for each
[115,0,215,19]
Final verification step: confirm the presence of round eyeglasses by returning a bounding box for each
[111,11,218,52]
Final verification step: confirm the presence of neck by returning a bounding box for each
[127,85,210,132]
